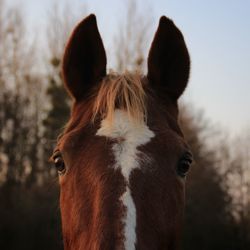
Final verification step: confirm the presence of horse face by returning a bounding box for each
[52,14,192,250]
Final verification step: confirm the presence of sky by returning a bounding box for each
[8,0,250,136]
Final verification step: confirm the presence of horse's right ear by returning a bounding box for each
[62,14,107,101]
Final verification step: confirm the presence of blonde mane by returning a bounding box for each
[92,72,147,124]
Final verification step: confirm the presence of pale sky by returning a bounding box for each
[8,0,250,136]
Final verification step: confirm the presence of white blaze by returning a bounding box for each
[96,110,154,250]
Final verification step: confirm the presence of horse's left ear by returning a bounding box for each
[147,16,190,102]
[62,14,106,101]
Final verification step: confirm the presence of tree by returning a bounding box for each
[179,105,239,250]
[0,1,40,186]
[113,0,153,73]
[216,128,250,249]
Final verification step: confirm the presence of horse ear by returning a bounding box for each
[147,16,190,102]
[62,14,106,101]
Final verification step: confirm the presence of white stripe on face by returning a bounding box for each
[96,109,155,250]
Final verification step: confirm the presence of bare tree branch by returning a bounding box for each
[113,0,153,73]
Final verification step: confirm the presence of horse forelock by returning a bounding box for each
[58,72,148,148]
[92,71,147,125]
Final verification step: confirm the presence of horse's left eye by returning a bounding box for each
[177,152,193,178]
[52,152,66,175]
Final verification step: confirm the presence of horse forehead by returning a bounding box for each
[96,109,154,144]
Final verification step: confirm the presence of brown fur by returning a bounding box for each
[55,14,191,250]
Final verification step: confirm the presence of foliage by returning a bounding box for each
[42,57,70,170]
[179,106,244,249]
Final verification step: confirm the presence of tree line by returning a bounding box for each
[0,1,249,249]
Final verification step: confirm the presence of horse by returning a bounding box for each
[51,14,192,250]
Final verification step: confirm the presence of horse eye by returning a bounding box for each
[53,155,65,175]
[177,152,193,178]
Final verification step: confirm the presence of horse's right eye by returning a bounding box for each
[52,152,66,175]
